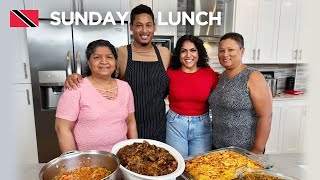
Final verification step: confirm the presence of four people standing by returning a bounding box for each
[61,5,272,154]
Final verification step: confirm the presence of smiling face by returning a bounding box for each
[218,38,244,70]
[88,46,116,78]
[180,40,199,73]
[130,13,155,47]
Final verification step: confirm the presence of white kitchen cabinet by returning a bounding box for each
[152,0,177,36]
[10,0,31,83]
[295,0,313,64]
[276,0,313,64]
[129,0,152,10]
[82,0,129,21]
[13,29,31,84]
[265,99,306,154]
[24,0,74,19]
[13,84,38,163]
[280,100,306,153]
[234,0,280,64]
[265,102,282,154]
[276,0,299,64]
[128,0,177,37]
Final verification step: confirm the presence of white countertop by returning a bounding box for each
[273,93,306,101]
[23,153,306,180]
[261,153,307,179]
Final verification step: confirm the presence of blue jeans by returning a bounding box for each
[166,109,212,157]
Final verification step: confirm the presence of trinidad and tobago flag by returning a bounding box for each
[10,10,39,27]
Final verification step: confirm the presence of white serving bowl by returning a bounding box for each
[111,139,185,180]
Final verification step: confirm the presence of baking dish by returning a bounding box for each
[181,146,274,180]
[235,166,299,180]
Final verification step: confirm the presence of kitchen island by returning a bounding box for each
[24,153,306,180]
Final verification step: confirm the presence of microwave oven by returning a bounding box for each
[152,37,174,52]
[130,36,174,52]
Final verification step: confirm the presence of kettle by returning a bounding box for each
[266,78,278,97]
[285,76,295,90]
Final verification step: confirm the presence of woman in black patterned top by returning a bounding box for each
[208,32,272,154]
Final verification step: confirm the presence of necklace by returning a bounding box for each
[96,87,118,100]
[90,77,118,100]
[222,77,233,89]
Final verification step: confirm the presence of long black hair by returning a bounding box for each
[84,39,118,77]
[170,35,209,70]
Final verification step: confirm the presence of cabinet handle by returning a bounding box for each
[257,49,260,60]
[299,49,302,60]
[26,89,30,105]
[23,62,28,79]
[253,49,256,60]
[293,49,298,60]
[72,0,77,12]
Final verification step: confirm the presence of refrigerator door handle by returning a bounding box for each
[72,0,77,12]
[80,0,84,14]
[66,51,73,76]
[75,51,82,75]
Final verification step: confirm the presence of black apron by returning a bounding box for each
[124,44,169,142]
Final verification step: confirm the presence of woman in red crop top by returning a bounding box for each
[166,35,218,157]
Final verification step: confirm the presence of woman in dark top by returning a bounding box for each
[208,32,272,154]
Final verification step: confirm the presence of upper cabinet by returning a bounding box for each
[152,0,177,36]
[276,0,299,64]
[82,0,129,20]
[129,0,152,10]
[234,0,280,64]
[14,29,31,84]
[24,0,129,21]
[277,0,313,64]
[11,0,31,83]
[233,0,311,64]
[24,0,74,19]
[128,0,177,36]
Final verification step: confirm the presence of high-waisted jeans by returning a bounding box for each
[165,109,212,157]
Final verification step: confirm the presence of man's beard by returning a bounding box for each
[141,42,148,46]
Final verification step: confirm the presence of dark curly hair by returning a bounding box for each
[170,35,209,70]
[130,4,154,25]
[84,39,118,77]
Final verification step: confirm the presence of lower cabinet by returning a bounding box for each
[265,99,306,154]
[13,83,38,163]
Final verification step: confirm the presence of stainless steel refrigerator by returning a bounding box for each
[27,20,129,162]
